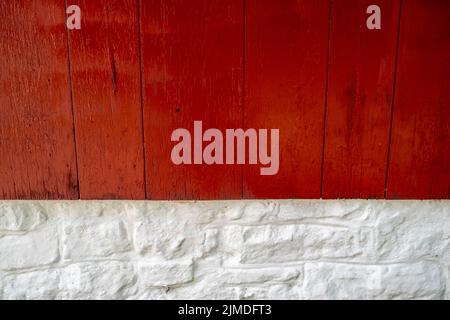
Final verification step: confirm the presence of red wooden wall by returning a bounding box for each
[0,0,448,200]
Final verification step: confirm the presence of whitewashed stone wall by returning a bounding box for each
[0,200,449,300]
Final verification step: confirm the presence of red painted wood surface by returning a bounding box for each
[322,0,401,198]
[387,0,450,199]
[140,0,243,199]
[0,1,448,200]
[0,0,78,199]
[243,0,330,198]
[67,0,145,199]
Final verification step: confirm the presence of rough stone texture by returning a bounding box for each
[446,266,450,300]
[0,200,448,300]
[0,202,46,231]
[304,262,443,299]
[1,269,62,300]
[219,267,302,285]
[375,201,450,262]
[60,261,136,299]
[222,224,369,263]
[63,219,130,259]
[138,260,194,287]
[0,227,59,270]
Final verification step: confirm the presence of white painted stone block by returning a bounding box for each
[375,201,450,261]
[1,269,61,300]
[60,261,136,299]
[0,227,59,270]
[223,224,368,263]
[304,262,443,299]
[63,219,130,259]
[0,202,46,231]
[138,260,194,287]
[219,267,302,285]
[133,204,216,259]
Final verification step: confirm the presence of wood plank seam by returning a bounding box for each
[384,0,403,198]
[320,0,334,199]
[64,0,81,199]
[242,0,246,199]
[137,0,148,199]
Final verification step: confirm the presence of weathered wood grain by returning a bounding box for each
[67,0,145,199]
[387,0,450,199]
[141,0,244,199]
[243,0,330,198]
[0,0,78,199]
[322,0,401,198]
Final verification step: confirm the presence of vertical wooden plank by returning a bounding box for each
[141,0,243,199]
[243,0,330,198]
[387,0,450,199]
[322,0,401,198]
[0,0,78,199]
[68,0,145,199]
